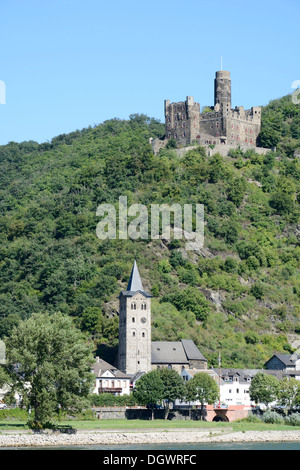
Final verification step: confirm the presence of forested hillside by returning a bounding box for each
[0,95,299,369]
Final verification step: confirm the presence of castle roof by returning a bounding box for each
[120,260,152,298]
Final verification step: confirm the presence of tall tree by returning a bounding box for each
[277,377,300,415]
[249,372,279,409]
[133,370,164,420]
[186,372,219,419]
[158,368,186,419]
[4,312,94,429]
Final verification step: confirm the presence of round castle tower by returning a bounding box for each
[214,70,231,109]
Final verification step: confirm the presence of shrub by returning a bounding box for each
[285,413,300,426]
[244,412,262,423]
[261,410,285,424]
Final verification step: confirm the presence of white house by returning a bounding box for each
[91,357,131,396]
[180,367,286,408]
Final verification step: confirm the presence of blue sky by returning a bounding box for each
[0,0,299,145]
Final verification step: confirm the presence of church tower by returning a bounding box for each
[118,261,152,375]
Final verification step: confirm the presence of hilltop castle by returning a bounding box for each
[151,70,263,154]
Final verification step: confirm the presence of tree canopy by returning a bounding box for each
[4,312,94,429]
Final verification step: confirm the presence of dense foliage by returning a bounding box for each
[0,96,299,370]
[5,312,94,428]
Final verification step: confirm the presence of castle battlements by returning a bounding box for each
[151,71,263,154]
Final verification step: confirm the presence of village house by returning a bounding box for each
[91,357,131,396]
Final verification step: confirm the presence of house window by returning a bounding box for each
[141,303,147,310]
[131,303,136,310]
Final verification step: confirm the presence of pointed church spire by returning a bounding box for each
[127,260,144,292]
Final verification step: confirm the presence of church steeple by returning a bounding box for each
[126,260,144,292]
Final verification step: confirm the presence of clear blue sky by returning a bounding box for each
[0,0,299,145]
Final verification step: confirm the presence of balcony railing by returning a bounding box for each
[98,387,122,394]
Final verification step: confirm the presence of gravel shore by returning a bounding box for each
[1,429,300,448]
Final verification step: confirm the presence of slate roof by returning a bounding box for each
[264,354,300,368]
[217,368,293,383]
[120,260,152,298]
[92,358,130,379]
[151,339,207,364]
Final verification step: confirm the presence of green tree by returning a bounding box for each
[185,372,219,418]
[277,377,300,415]
[157,368,186,419]
[133,370,164,420]
[249,372,279,409]
[4,312,94,429]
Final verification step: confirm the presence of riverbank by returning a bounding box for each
[1,428,300,448]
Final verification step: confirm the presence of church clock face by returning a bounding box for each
[141,317,147,324]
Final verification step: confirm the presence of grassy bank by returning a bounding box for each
[1,417,300,433]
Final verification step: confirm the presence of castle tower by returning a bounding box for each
[214,70,231,109]
[118,261,152,375]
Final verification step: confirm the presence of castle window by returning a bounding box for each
[216,121,219,128]
[131,303,136,310]
[142,332,145,337]
[141,302,147,310]
[132,317,135,323]
[132,331,136,337]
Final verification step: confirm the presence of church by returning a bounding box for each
[117,260,207,376]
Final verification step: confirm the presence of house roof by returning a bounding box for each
[120,260,152,298]
[264,354,300,368]
[151,340,207,364]
[217,368,289,383]
[92,357,130,379]
[183,368,221,383]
